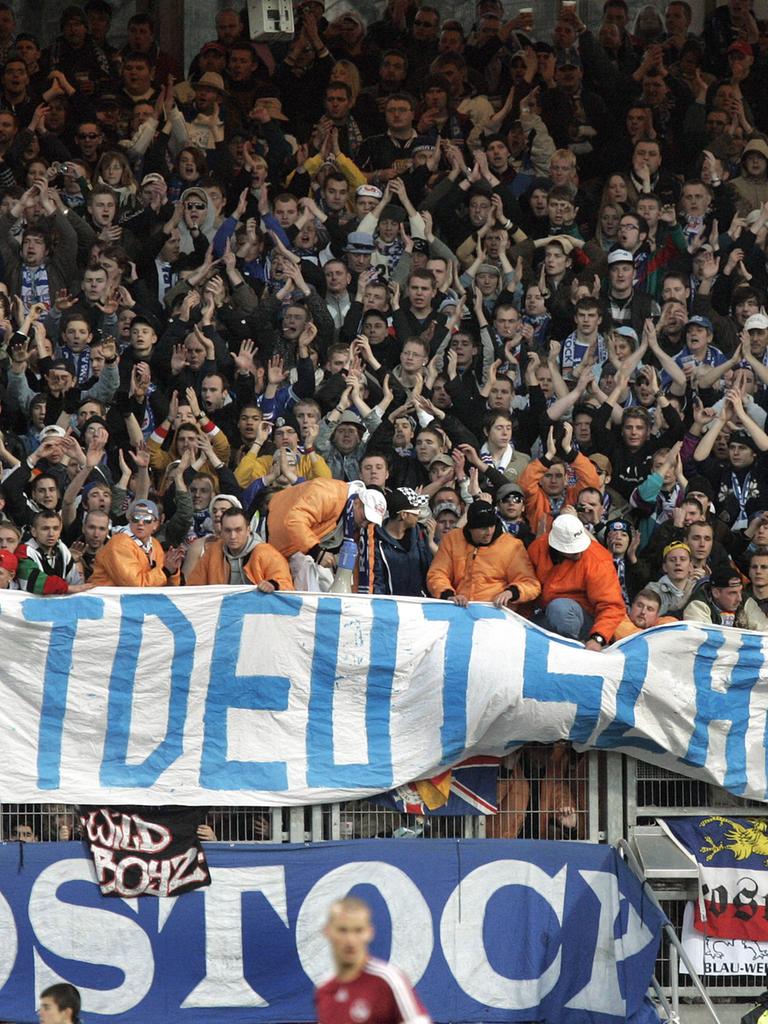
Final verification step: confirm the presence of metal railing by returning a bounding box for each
[0,745,599,845]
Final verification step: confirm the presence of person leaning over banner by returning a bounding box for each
[186,507,294,592]
[316,896,431,1024]
[528,513,626,651]
[612,588,679,642]
[89,498,184,587]
[38,982,81,1024]
[266,477,387,587]
[427,500,540,608]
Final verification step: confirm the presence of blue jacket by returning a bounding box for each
[363,524,433,597]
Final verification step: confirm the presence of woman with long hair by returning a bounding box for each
[94,149,140,220]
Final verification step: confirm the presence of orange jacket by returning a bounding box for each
[427,526,541,603]
[89,533,179,587]
[267,479,351,556]
[519,453,601,532]
[528,533,626,641]
[612,615,677,641]
[186,537,294,590]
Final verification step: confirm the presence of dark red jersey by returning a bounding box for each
[315,957,431,1024]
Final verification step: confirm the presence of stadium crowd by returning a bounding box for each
[0,0,762,639]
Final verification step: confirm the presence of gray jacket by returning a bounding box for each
[8,360,120,415]
[315,408,382,481]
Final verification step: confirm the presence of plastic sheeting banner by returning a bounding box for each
[0,587,765,805]
[0,839,665,1024]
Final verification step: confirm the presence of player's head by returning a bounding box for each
[324,896,374,969]
[39,983,81,1024]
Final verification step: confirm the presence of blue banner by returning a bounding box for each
[0,839,664,1024]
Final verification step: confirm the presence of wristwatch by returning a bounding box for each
[589,633,607,647]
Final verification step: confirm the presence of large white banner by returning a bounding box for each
[0,587,765,805]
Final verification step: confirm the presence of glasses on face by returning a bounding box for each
[185,202,206,210]
[500,493,523,503]
[130,513,156,524]
[78,132,100,140]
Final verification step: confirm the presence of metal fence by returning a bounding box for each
[7,747,762,847]
[624,757,768,1006]
[0,744,599,845]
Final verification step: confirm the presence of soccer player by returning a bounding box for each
[315,897,431,1024]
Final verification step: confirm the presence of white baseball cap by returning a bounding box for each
[607,249,634,265]
[745,313,768,331]
[358,487,387,526]
[38,425,67,440]
[549,513,592,554]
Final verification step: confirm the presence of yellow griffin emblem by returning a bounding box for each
[699,816,768,864]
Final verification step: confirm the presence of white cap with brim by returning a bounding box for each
[607,249,634,265]
[358,488,387,526]
[549,513,591,554]
[745,313,768,331]
[38,425,67,440]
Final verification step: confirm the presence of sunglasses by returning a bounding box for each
[78,132,100,140]
[130,513,156,524]
[500,493,523,502]
[185,202,206,210]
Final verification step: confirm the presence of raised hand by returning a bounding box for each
[170,344,187,374]
[234,338,257,375]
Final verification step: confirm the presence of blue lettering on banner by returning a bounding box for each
[200,592,299,790]
[22,596,104,789]
[683,629,766,795]
[521,628,603,744]
[0,590,767,805]
[101,594,195,787]
[306,597,398,788]
[422,604,505,766]
[592,635,665,754]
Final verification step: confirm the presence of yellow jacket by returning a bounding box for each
[235,450,331,488]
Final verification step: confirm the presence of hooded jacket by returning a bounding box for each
[366,523,433,597]
[682,577,749,626]
[178,186,217,252]
[519,452,601,532]
[427,520,541,604]
[186,536,294,590]
[731,139,768,217]
[267,478,351,557]
[89,532,179,587]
